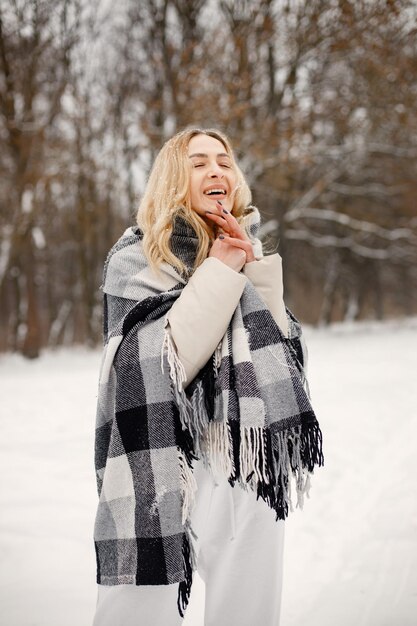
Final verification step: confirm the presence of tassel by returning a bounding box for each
[206,419,233,480]
[161,323,187,388]
[162,324,198,441]
[252,419,324,521]
[239,426,270,485]
[213,340,222,371]
[174,412,196,467]
[227,419,241,484]
[190,380,210,438]
[177,531,194,618]
[301,419,324,471]
[198,357,217,419]
[178,449,197,524]
[162,324,214,458]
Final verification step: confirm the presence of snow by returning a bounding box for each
[0,318,416,626]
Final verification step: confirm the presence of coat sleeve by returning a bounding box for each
[243,253,289,338]
[165,257,247,388]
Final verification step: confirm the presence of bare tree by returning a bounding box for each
[1,0,416,356]
[0,0,80,356]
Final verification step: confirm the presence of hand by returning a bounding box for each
[209,236,247,272]
[205,201,256,264]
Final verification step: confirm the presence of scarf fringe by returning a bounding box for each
[205,418,323,521]
[205,419,233,480]
[239,426,270,486]
[162,324,211,458]
[190,380,211,438]
[265,421,324,519]
[162,324,193,430]
[213,340,222,370]
[161,321,188,389]
[177,448,198,525]
[177,525,195,618]
[162,324,198,618]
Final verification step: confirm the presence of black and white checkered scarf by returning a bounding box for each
[94,207,324,617]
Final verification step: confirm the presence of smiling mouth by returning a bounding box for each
[204,189,227,198]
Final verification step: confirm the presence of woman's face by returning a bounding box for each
[187,134,238,218]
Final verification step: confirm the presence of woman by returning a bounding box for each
[93,128,323,626]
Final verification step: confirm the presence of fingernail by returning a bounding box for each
[219,235,225,239]
[206,211,213,214]
[222,209,228,214]
[217,200,223,206]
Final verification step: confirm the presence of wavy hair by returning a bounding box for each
[136,127,257,277]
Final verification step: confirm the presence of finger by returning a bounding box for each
[218,234,256,262]
[216,202,247,240]
[205,211,227,224]
[206,211,232,236]
[218,234,250,248]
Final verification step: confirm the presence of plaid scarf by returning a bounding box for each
[94,207,324,617]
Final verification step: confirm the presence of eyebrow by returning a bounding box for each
[188,152,231,159]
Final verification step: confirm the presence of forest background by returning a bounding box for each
[1,0,416,358]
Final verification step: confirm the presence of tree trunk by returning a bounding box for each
[21,231,41,358]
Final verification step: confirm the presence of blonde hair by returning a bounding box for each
[136,127,256,277]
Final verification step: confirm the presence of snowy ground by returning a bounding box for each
[0,318,416,626]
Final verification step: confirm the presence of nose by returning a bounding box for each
[208,162,224,178]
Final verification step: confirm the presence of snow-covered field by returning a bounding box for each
[1,319,416,626]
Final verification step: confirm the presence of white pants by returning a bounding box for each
[93,458,285,626]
